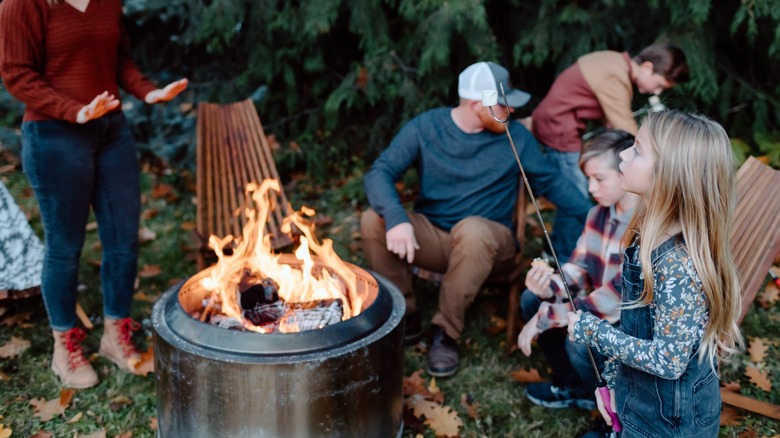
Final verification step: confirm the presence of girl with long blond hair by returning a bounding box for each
[567,110,743,437]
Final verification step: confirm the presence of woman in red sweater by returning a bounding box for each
[0,0,187,388]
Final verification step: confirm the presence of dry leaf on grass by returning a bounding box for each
[405,395,462,438]
[29,430,53,438]
[109,395,133,412]
[68,412,83,423]
[0,424,12,438]
[133,291,159,303]
[134,344,155,376]
[149,417,158,430]
[138,227,157,243]
[460,393,480,419]
[404,370,433,398]
[151,184,179,202]
[720,405,744,426]
[0,336,31,358]
[484,315,507,335]
[748,337,770,363]
[117,432,133,438]
[77,430,106,438]
[180,221,197,231]
[745,366,772,392]
[0,311,33,327]
[138,265,162,279]
[510,368,544,383]
[141,208,160,220]
[30,389,74,422]
[758,282,779,308]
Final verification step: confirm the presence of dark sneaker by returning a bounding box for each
[577,420,614,438]
[525,382,596,410]
[403,312,422,345]
[426,326,459,377]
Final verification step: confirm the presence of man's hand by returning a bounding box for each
[76,91,119,124]
[386,222,419,264]
[144,78,189,104]
[517,313,540,356]
[525,263,555,299]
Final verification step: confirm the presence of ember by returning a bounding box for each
[193,179,364,333]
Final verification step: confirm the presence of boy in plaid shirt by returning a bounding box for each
[517,130,638,411]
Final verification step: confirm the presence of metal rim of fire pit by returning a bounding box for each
[155,257,398,358]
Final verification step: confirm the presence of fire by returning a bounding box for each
[198,179,362,332]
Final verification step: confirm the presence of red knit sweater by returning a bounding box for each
[0,0,156,122]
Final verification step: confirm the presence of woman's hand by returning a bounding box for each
[595,387,617,426]
[525,264,554,299]
[144,78,189,104]
[517,313,541,356]
[76,91,119,124]
[566,310,582,341]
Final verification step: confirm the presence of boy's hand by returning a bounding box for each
[386,222,419,264]
[144,78,189,104]
[595,387,617,426]
[525,261,554,299]
[517,313,540,356]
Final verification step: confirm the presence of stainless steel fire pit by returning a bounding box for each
[152,262,405,438]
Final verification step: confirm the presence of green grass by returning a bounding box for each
[1,161,778,437]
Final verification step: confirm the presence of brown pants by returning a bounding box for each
[361,209,516,340]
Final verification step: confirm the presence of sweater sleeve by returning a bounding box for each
[364,119,421,231]
[0,0,83,122]
[593,77,637,135]
[117,15,156,100]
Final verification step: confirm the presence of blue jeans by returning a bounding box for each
[546,148,589,198]
[520,289,606,393]
[22,112,140,331]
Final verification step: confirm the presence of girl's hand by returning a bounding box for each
[525,264,554,299]
[144,78,189,104]
[566,310,582,341]
[517,313,541,356]
[595,387,617,426]
[76,91,119,124]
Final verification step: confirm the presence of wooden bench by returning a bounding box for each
[195,99,293,270]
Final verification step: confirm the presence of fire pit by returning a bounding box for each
[151,180,405,437]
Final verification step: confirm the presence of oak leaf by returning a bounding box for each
[510,368,544,383]
[0,424,11,438]
[403,370,432,398]
[748,337,770,363]
[134,344,155,376]
[460,393,480,419]
[0,336,31,358]
[29,432,53,438]
[484,315,507,335]
[405,395,462,438]
[0,311,33,327]
[745,366,772,392]
[757,282,779,308]
[138,265,162,279]
[30,389,73,422]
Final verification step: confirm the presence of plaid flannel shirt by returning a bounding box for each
[536,204,633,331]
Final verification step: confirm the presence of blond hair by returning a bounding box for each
[622,110,743,366]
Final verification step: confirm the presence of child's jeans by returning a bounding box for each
[22,112,140,331]
[520,289,607,393]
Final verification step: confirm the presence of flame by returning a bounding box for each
[199,179,361,331]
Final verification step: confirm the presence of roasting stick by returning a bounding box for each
[482,85,621,434]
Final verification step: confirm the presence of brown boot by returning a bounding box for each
[51,328,99,389]
[99,317,142,373]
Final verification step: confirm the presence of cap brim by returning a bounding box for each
[504,89,531,108]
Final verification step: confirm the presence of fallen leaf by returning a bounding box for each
[745,366,772,392]
[0,311,33,327]
[138,227,157,243]
[405,395,462,437]
[138,265,162,279]
[748,337,770,363]
[151,184,179,202]
[133,291,159,303]
[29,431,53,438]
[60,389,75,406]
[87,259,102,268]
[0,424,11,438]
[180,221,197,231]
[134,344,155,376]
[484,315,507,335]
[403,370,432,398]
[0,336,31,358]
[30,391,72,422]
[77,430,106,438]
[0,371,9,381]
[85,221,98,231]
[109,395,133,412]
[149,418,158,430]
[460,393,480,419]
[68,412,83,423]
[510,368,544,383]
[117,432,133,438]
[428,378,439,395]
[141,208,160,220]
[720,405,744,426]
[757,282,779,308]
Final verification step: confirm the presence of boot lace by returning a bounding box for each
[63,328,90,370]
[115,318,141,358]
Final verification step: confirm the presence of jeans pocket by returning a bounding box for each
[693,370,720,428]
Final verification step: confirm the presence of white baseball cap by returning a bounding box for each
[458,61,531,108]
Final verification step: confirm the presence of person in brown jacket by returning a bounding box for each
[532,43,689,194]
